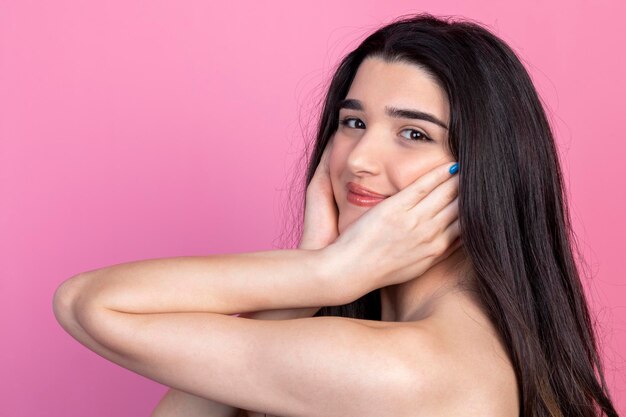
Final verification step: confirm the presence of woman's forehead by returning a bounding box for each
[345,57,449,125]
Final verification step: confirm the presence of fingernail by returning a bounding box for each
[449,163,459,175]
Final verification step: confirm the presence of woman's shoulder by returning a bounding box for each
[408,291,520,417]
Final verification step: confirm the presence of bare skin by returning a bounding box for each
[243,280,519,417]
[56,57,519,417]
[153,267,519,417]
[151,57,520,416]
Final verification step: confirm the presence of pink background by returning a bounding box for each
[1,1,624,416]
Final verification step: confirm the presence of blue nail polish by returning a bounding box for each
[449,163,459,175]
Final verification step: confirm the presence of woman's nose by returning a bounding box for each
[345,129,386,175]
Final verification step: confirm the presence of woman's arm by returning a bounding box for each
[150,306,322,417]
[56,249,333,417]
[51,161,459,416]
[61,248,355,318]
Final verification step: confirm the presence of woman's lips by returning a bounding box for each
[347,190,386,207]
[346,182,388,207]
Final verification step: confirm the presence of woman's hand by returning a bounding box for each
[298,137,339,251]
[325,161,461,291]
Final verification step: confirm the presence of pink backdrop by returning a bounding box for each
[1,1,624,416]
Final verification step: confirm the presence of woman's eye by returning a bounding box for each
[339,117,365,129]
[400,128,432,142]
[340,117,433,143]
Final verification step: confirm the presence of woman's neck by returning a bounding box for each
[379,246,472,322]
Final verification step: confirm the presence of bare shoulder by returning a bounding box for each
[412,293,520,417]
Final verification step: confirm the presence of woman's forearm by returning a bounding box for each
[64,248,358,316]
[148,301,322,417]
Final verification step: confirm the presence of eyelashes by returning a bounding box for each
[338,117,365,129]
[338,117,434,143]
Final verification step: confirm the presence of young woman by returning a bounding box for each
[52,13,619,417]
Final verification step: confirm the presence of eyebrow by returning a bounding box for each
[338,98,449,130]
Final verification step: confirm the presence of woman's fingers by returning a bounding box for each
[311,140,331,182]
[308,138,333,190]
[432,196,459,231]
[427,219,462,270]
[397,161,458,211]
[320,137,333,172]
[300,137,339,250]
[440,218,461,256]
[413,173,459,223]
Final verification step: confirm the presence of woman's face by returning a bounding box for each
[329,57,453,233]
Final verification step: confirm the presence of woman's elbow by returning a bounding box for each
[52,274,89,330]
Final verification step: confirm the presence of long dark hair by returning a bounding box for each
[278,12,618,417]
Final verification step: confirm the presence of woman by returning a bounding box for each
[52,13,618,417]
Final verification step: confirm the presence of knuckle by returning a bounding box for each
[416,187,428,200]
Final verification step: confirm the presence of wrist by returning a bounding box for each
[312,244,370,306]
